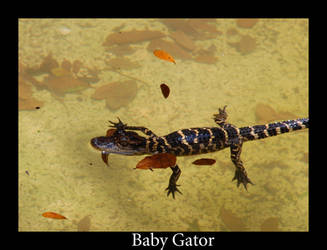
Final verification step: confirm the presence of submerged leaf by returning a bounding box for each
[260,217,279,231]
[220,207,246,231]
[92,81,137,110]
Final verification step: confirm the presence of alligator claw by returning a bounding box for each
[101,151,110,166]
[232,169,254,190]
[165,184,182,199]
[213,105,228,125]
[108,117,127,130]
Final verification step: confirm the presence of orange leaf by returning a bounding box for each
[153,50,176,64]
[42,212,67,219]
[192,158,216,165]
[136,153,176,170]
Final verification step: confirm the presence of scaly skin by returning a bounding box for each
[91,106,309,198]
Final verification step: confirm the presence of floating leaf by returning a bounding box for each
[192,158,216,165]
[106,129,116,136]
[42,212,67,220]
[160,83,170,98]
[148,39,192,60]
[136,153,176,170]
[153,49,176,64]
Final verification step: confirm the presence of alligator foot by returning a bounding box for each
[232,168,254,190]
[166,183,182,199]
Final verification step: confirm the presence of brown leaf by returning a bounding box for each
[107,44,136,56]
[61,59,72,72]
[39,53,59,74]
[72,60,83,74]
[136,153,177,170]
[255,103,277,123]
[229,35,257,54]
[44,75,89,96]
[105,57,141,70]
[255,103,297,124]
[77,215,91,232]
[19,78,44,110]
[160,83,170,98]
[260,217,279,231]
[187,19,219,34]
[160,19,197,36]
[92,81,137,110]
[192,158,216,165]
[236,19,259,29]
[19,97,44,111]
[220,207,246,231]
[169,30,197,51]
[106,129,116,136]
[194,55,218,64]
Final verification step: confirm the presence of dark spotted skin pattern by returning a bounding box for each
[104,106,309,198]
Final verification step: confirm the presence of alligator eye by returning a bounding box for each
[120,137,128,146]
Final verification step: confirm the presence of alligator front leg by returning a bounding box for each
[124,126,158,138]
[108,118,158,137]
[230,143,253,190]
[166,165,182,199]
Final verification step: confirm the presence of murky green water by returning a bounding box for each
[19,19,308,231]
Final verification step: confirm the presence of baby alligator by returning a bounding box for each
[90,106,309,198]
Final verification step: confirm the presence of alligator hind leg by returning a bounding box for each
[230,143,253,190]
[166,165,182,199]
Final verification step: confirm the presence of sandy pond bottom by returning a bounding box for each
[19,19,308,231]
